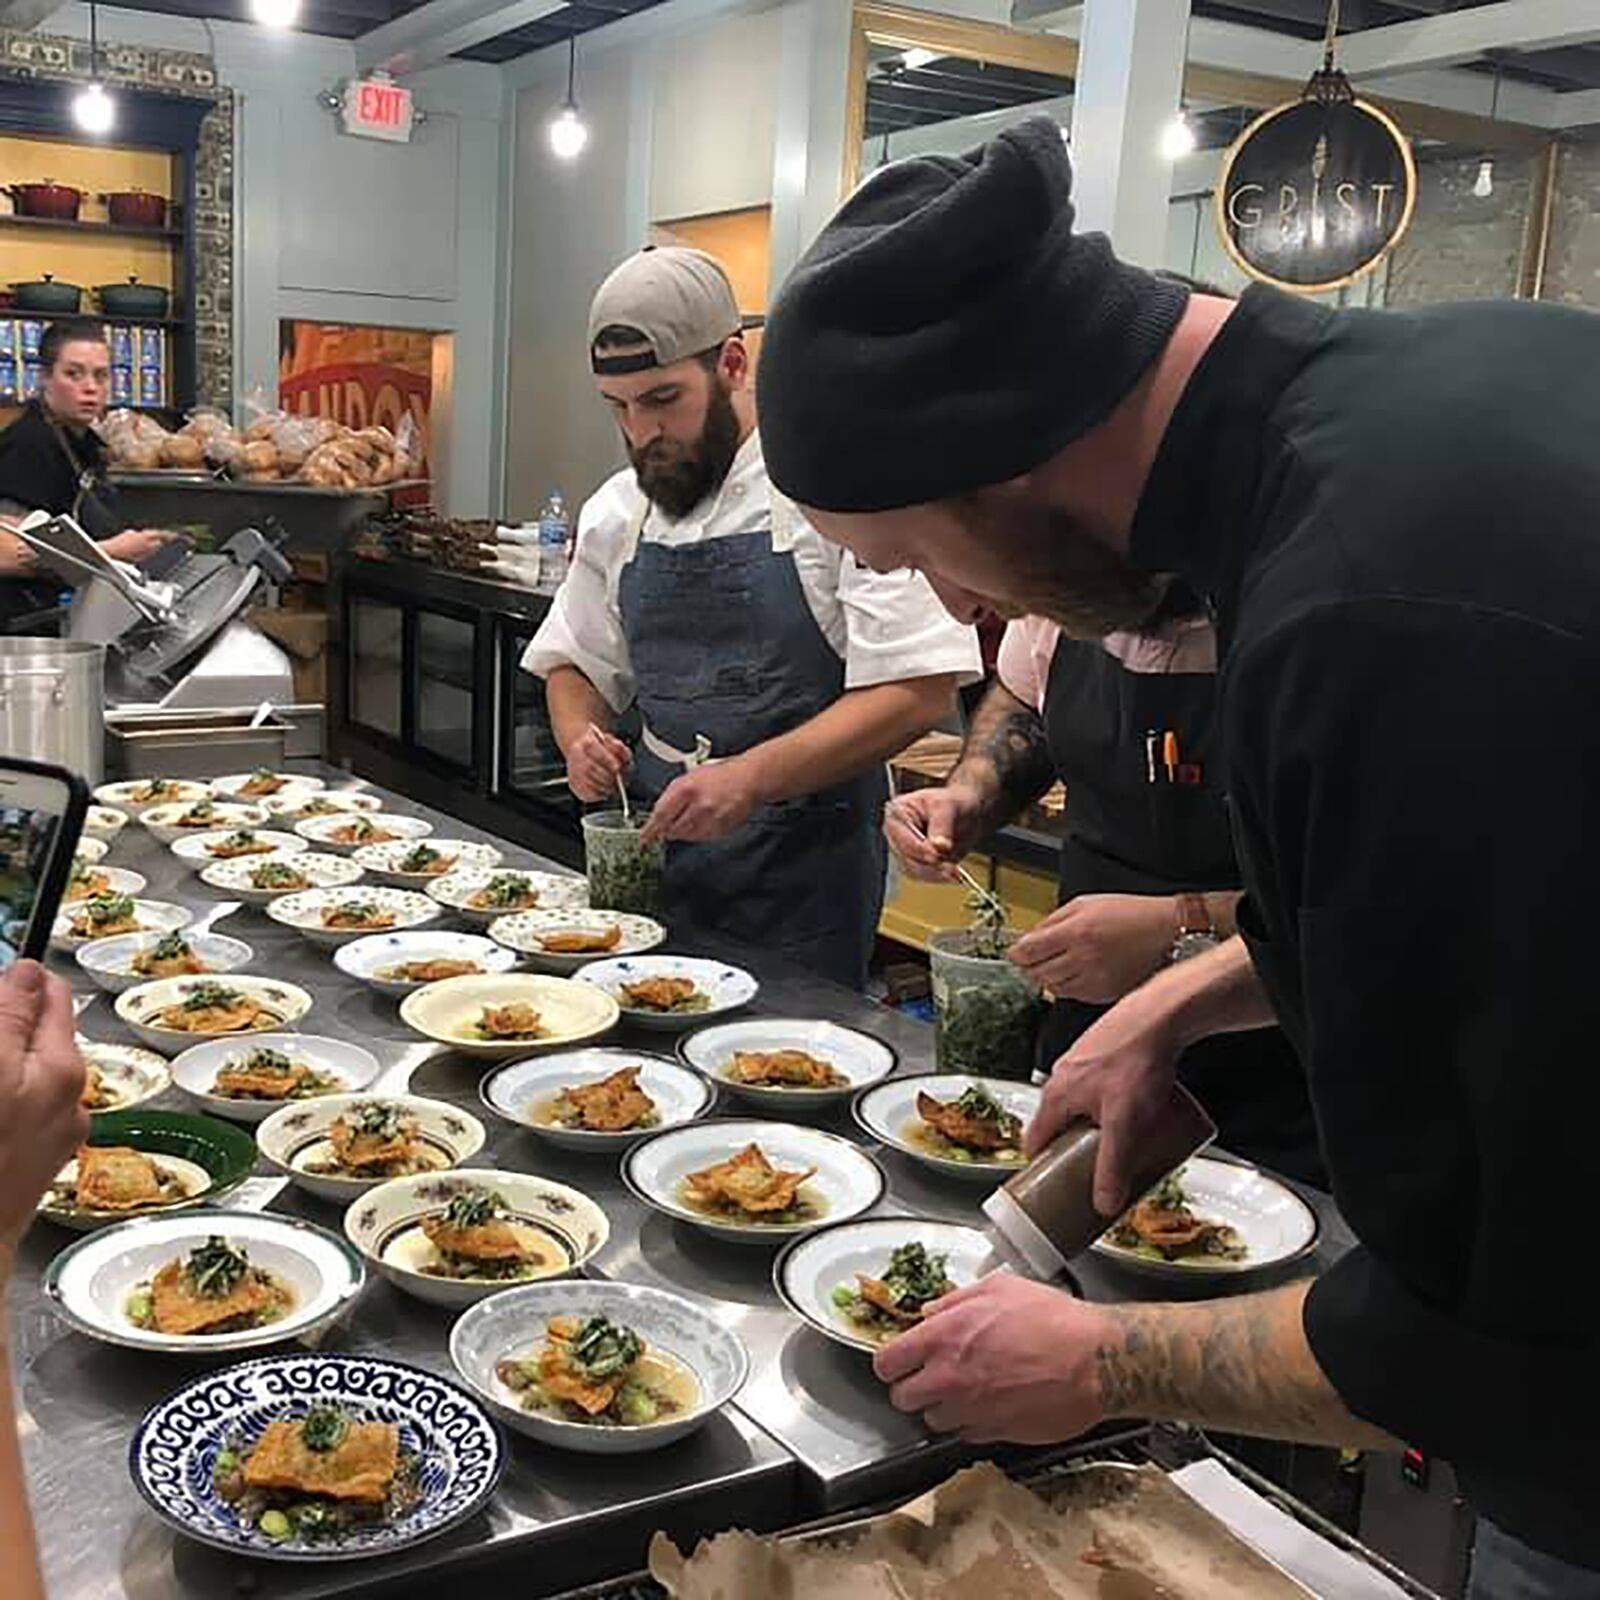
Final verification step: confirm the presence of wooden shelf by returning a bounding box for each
[0,212,182,242]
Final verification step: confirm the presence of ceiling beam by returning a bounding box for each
[1552,85,1600,125]
[0,0,78,25]
[1339,0,1600,81]
[355,0,567,72]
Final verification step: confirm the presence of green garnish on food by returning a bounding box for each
[251,861,304,888]
[182,800,217,822]
[398,844,441,872]
[566,1314,644,1381]
[298,1404,350,1454]
[82,893,136,927]
[876,1242,952,1313]
[69,858,96,887]
[352,1101,406,1138]
[478,873,532,908]
[150,930,192,961]
[184,1236,251,1299]
[242,1047,294,1075]
[445,1188,505,1229]
[181,981,244,1011]
[220,830,259,847]
[964,882,1009,958]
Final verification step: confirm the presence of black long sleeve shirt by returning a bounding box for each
[1131,286,1600,1565]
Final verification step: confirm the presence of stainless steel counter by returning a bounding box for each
[10,769,1353,1599]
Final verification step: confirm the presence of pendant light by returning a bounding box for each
[251,0,302,29]
[1474,67,1502,199]
[72,3,116,137]
[548,36,588,160]
[1159,1,1195,161]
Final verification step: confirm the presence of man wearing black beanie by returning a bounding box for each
[760,116,1600,1599]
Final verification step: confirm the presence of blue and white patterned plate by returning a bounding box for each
[129,1352,505,1562]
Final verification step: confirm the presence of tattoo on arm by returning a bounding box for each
[949,684,1055,825]
[1094,1283,1401,1451]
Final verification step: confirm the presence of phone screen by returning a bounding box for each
[0,800,71,970]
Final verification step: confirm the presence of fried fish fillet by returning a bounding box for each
[915,1091,1015,1153]
[149,1258,279,1335]
[420,1211,529,1263]
[536,1319,632,1415]
[75,1145,164,1209]
[1123,1195,1213,1254]
[559,1065,654,1131]
[381,958,481,983]
[215,1057,310,1099]
[474,1002,544,1039]
[684,1143,815,1215]
[538,924,623,954]
[158,995,274,1034]
[321,904,396,930]
[328,1112,419,1172]
[621,976,699,1012]
[855,1274,925,1326]
[241,1418,399,1505]
[69,908,139,938]
[728,1049,846,1089]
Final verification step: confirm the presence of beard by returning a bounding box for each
[629,381,743,519]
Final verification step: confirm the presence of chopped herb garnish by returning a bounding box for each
[352,1101,405,1138]
[83,893,136,924]
[298,1404,349,1454]
[150,930,192,961]
[567,1314,644,1380]
[878,1242,952,1313]
[398,845,441,872]
[444,1188,504,1229]
[184,1236,250,1299]
[242,1047,294,1074]
[181,981,244,1011]
[478,873,532,908]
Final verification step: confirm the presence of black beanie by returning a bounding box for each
[758,116,1190,513]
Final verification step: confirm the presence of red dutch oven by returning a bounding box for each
[102,189,169,229]
[5,181,83,221]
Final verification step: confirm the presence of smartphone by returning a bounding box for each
[0,757,90,969]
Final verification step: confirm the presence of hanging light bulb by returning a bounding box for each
[1473,157,1494,199]
[901,47,936,70]
[1160,111,1196,161]
[251,0,301,28]
[547,37,587,160]
[72,78,115,135]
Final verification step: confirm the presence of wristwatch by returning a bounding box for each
[1169,892,1221,964]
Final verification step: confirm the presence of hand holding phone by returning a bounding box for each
[0,757,90,968]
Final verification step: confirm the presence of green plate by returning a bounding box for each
[38,1109,259,1232]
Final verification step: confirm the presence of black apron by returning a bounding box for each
[1040,633,1325,1187]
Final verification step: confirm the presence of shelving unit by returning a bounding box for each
[0,213,184,242]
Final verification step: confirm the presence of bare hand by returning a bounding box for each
[1028,983,1185,1214]
[643,758,761,844]
[882,786,981,882]
[99,527,174,565]
[873,1273,1116,1444]
[1008,893,1175,1004]
[0,962,87,1279]
[566,723,633,804]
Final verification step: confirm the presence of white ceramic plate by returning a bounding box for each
[451,1280,748,1455]
[577,955,758,1032]
[140,800,269,845]
[208,772,326,802]
[774,1216,1007,1355]
[426,867,588,926]
[333,931,519,997]
[168,1033,382,1125]
[294,812,433,855]
[678,1017,895,1110]
[852,1073,1041,1182]
[353,838,504,889]
[399,972,619,1060]
[257,1093,488,1203]
[170,829,308,872]
[84,805,128,842]
[266,886,442,948]
[262,788,382,822]
[73,836,109,865]
[479,1048,714,1150]
[1091,1157,1319,1280]
[622,1119,885,1245]
[489,909,666,974]
[76,930,254,996]
[200,851,363,906]
[93,779,211,816]
[44,1209,365,1354]
[63,864,147,901]
[78,1039,171,1112]
[51,898,192,954]
[344,1168,610,1308]
[115,975,314,1055]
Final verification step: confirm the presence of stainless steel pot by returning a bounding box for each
[0,639,105,785]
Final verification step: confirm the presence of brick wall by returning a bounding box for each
[1543,141,1600,312]
[1383,154,1533,307]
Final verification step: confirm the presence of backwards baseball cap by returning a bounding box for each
[588,246,742,376]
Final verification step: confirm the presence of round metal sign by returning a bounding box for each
[1215,96,1416,294]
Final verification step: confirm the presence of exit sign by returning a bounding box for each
[340,76,415,143]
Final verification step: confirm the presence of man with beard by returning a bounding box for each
[523,247,979,988]
[754,120,1600,1596]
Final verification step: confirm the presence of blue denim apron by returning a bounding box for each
[617,510,887,989]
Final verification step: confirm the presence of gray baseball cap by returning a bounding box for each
[588,246,741,375]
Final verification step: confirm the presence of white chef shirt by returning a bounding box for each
[521,430,982,713]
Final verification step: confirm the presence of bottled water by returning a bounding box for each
[537,489,571,593]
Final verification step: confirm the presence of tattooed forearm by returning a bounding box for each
[949,683,1055,824]
[1094,1283,1400,1451]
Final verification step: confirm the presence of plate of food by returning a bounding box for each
[622,1119,884,1245]
[94,777,211,816]
[209,770,327,803]
[344,1170,609,1308]
[170,1034,382,1125]
[129,1352,505,1560]
[73,835,109,866]
[262,789,382,823]
[266,887,442,948]
[171,828,308,871]
[451,1281,748,1455]
[78,1040,171,1113]
[577,955,757,1031]
[84,805,129,843]
[852,1073,1040,1180]
[201,851,363,905]
[333,931,519,997]
[142,799,269,845]
[37,1109,257,1232]
[115,975,314,1054]
[63,858,146,903]
[678,1018,894,1109]
[295,812,432,856]
[52,895,191,953]
[77,929,254,995]
[353,839,503,889]
[1091,1159,1318,1279]
[488,909,666,973]
[45,1212,366,1354]
[774,1217,1004,1354]
[479,1048,713,1150]
[258,1095,487,1202]
[426,867,588,925]
[398,972,619,1060]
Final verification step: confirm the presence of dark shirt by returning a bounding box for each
[1131,286,1600,1565]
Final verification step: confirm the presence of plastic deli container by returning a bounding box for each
[582,808,665,916]
[928,927,1045,1082]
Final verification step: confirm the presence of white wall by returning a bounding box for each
[40,2,511,518]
